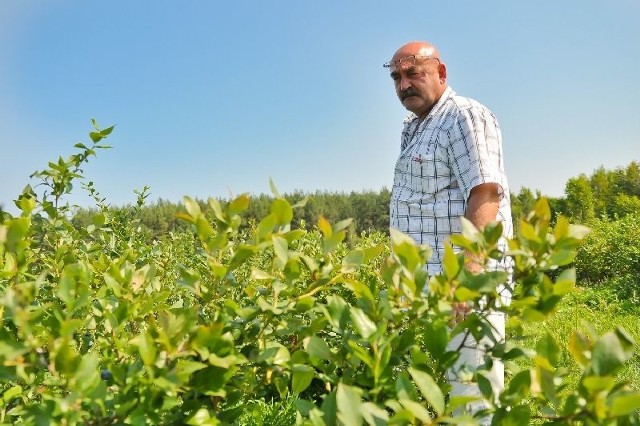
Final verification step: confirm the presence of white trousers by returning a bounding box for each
[446,311,506,425]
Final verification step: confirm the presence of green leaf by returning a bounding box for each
[567,223,591,240]
[553,268,576,295]
[395,372,418,401]
[422,321,448,359]
[324,232,345,255]
[591,331,630,376]
[256,345,290,365]
[208,197,224,221]
[347,341,374,370]
[257,213,277,242]
[533,198,551,221]
[100,125,115,136]
[295,296,315,312]
[399,398,431,423]
[321,390,338,426]
[408,367,445,415]
[476,370,495,400]
[130,331,156,366]
[361,402,390,426]
[284,229,306,243]
[334,218,353,233]
[568,332,591,367]
[521,308,546,322]
[174,360,208,383]
[227,244,257,272]
[269,177,281,198]
[342,249,365,273]
[614,327,636,357]
[536,367,558,404]
[89,131,102,142]
[325,295,349,329]
[186,408,217,425]
[609,392,640,417]
[54,340,79,374]
[195,216,214,242]
[292,364,315,394]
[389,227,416,247]
[337,383,363,426]
[228,193,250,216]
[344,279,375,307]
[183,196,202,218]
[582,375,615,393]
[272,235,289,265]
[5,218,29,253]
[519,221,540,244]
[350,307,377,339]
[305,336,332,360]
[463,271,508,294]
[71,352,101,393]
[536,333,561,368]
[460,216,481,242]
[504,370,531,397]
[250,268,274,280]
[389,228,426,271]
[548,249,576,266]
[483,221,503,244]
[271,198,293,225]
[1,385,22,402]
[442,244,461,278]
[318,216,332,237]
[493,405,531,426]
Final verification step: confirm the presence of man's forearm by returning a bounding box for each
[464,183,500,272]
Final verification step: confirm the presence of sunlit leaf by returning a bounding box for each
[408,367,444,415]
[442,244,461,278]
[609,393,640,417]
[305,336,332,360]
[228,194,250,216]
[130,332,156,366]
[342,249,365,273]
[337,383,363,426]
[183,196,202,218]
[350,306,377,339]
[271,198,293,226]
[591,331,630,376]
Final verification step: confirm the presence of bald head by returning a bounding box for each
[387,41,447,118]
[390,41,442,66]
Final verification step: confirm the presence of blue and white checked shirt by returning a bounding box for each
[390,86,513,277]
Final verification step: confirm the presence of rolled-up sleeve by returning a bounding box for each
[447,104,507,202]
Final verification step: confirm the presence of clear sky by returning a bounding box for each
[2,1,639,214]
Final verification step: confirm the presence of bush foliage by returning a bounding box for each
[574,213,640,284]
[1,124,639,425]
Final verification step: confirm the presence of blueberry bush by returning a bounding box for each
[1,123,639,425]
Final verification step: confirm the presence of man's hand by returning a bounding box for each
[451,301,471,326]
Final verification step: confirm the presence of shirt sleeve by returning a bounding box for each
[447,104,508,202]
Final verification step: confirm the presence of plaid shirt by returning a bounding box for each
[390,86,513,277]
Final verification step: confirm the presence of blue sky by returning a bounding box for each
[1,1,639,214]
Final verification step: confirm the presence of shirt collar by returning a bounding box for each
[403,86,455,124]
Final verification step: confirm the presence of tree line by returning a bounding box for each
[72,161,640,237]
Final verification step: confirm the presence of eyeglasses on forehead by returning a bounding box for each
[383,55,440,69]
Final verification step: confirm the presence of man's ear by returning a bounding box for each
[438,63,447,81]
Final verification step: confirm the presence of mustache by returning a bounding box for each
[399,88,419,100]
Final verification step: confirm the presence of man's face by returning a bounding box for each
[389,55,445,118]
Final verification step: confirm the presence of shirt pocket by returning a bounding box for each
[408,140,445,196]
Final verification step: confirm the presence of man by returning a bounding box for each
[386,41,513,422]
